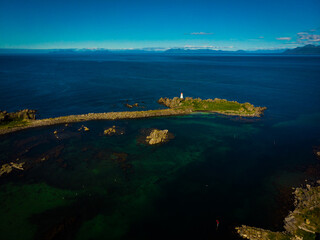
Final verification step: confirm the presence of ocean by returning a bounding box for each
[0,53,320,239]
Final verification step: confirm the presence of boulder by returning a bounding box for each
[78,125,89,132]
[144,129,174,145]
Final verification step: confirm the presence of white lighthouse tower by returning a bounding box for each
[180,92,184,99]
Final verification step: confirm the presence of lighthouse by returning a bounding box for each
[180,92,184,99]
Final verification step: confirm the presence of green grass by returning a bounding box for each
[267,232,292,240]
[302,207,320,230]
[295,229,316,240]
[179,99,256,114]
[0,119,30,129]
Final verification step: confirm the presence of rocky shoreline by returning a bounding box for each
[236,183,320,240]
[0,109,191,135]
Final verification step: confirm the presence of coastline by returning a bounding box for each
[0,97,266,136]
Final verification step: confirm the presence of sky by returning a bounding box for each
[0,0,319,50]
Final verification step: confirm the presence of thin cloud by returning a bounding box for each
[297,29,320,44]
[183,45,233,50]
[248,36,264,40]
[184,45,215,49]
[186,32,214,35]
[276,37,292,40]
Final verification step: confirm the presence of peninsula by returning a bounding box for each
[0,97,266,135]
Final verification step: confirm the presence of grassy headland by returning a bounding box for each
[158,97,266,117]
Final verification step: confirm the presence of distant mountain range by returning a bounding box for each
[0,45,319,55]
[164,48,243,54]
[49,48,110,55]
[164,48,285,54]
[283,44,320,55]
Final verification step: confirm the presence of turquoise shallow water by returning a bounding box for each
[0,54,320,239]
[0,113,320,239]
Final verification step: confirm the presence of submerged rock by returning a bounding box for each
[111,152,132,175]
[143,129,174,145]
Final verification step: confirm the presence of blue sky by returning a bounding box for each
[0,0,319,50]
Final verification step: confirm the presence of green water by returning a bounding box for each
[0,114,319,239]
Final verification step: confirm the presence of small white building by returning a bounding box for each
[180,92,184,99]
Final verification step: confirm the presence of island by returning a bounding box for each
[0,97,266,135]
[158,97,266,117]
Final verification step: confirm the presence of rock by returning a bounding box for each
[78,125,89,132]
[0,162,25,176]
[0,164,12,176]
[125,103,139,108]
[144,129,174,145]
[104,126,117,135]
[10,162,24,170]
[158,97,183,108]
[0,109,36,123]
[103,126,124,136]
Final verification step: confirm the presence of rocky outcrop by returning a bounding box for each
[236,226,290,240]
[78,125,89,132]
[125,103,139,108]
[236,183,320,240]
[104,126,117,135]
[0,109,36,122]
[104,126,125,136]
[0,162,25,176]
[143,129,174,145]
[158,97,183,108]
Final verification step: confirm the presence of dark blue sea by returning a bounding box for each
[0,54,320,240]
